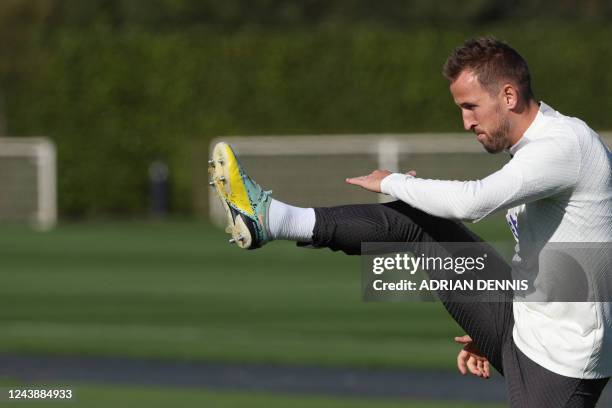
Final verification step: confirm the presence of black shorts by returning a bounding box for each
[307,200,610,407]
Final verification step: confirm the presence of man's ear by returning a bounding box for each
[502,84,518,109]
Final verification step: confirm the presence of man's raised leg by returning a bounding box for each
[209,142,513,375]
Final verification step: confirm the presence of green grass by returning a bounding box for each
[0,218,511,369]
[0,382,505,408]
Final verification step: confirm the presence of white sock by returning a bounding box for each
[268,199,315,242]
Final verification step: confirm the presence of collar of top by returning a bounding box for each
[508,101,552,156]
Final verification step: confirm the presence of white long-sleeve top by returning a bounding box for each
[381,102,612,379]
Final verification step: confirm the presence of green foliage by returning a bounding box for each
[2,23,612,216]
[4,0,612,31]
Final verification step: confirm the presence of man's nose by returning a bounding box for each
[462,111,477,131]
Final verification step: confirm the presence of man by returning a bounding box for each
[209,37,611,407]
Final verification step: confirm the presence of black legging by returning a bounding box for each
[310,200,514,374]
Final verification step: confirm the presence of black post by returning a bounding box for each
[149,160,169,217]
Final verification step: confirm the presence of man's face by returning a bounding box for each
[450,70,511,153]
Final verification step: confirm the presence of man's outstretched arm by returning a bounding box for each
[347,134,580,222]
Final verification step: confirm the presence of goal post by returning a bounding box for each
[0,137,57,230]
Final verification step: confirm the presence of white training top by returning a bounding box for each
[380,102,612,379]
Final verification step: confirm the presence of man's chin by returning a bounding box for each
[476,132,507,153]
[480,142,504,154]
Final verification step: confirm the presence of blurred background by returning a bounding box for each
[1,1,611,407]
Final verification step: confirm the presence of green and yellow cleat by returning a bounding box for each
[208,142,272,249]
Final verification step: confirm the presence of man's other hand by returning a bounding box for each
[455,334,491,379]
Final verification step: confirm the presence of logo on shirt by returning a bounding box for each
[506,213,519,241]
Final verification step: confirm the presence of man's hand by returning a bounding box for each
[455,335,490,379]
[346,170,416,193]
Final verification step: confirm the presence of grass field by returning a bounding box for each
[0,218,511,370]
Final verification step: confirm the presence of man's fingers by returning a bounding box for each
[346,171,374,185]
[457,350,468,375]
[467,356,480,376]
[455,335,489,379]
[345,177,365,185]
[345,170,388,193]
[483,361,490,379]
[456,335,473,376]
[454,335,471,344]
[476,359,484,376]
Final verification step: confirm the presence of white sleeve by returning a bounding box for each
[380,133,580,222]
